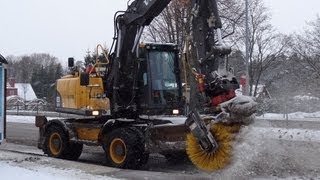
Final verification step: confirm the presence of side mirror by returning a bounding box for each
[80,72,89,86]
[68,57,74,67]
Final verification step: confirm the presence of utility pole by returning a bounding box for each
[245,0,250,96]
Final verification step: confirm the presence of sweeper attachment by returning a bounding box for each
[185,95,257,171]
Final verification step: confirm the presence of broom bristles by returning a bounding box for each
[186,123,237,171]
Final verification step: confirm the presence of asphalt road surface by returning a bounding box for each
[6,118,320,146]
[6,122,38,146]
[2,117,320,179]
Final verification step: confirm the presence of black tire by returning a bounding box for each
[128,127,149,165]
[104,127,145,169]
[64,142,83,160]
[43,125,83,160]
[130,127,149,165]
[43,125,70,159]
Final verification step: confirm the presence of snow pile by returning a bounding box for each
[0,161,118,180]
[293,95,319,101]
[222,125,268,177]
[216,120,320,179]
[257,111,320,120]
[253,127,320,142]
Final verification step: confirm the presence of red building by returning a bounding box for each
[6,77,18,97]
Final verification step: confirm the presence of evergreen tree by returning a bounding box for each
[84,50,95,66]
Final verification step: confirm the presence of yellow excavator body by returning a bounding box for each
[56,73,110,115]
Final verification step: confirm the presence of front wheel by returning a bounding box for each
[104,128,145,169]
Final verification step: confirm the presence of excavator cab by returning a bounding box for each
[137,43,184,115]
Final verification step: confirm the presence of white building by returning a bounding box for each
[15,83,37,101]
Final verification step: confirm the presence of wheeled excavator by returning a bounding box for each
[35,0,257,171]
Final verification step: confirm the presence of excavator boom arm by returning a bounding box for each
[108,0,224,116]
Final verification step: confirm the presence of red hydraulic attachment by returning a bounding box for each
[195,72,236,106]
[211,89,235,106]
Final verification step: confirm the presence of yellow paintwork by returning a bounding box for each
[56,74,110,111]
[75,127,100,141]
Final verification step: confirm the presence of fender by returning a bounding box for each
[45,119,67,131]
[99,119,124,143]
[38,118,74,149]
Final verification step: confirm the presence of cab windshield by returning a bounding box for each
[149,50,180,105]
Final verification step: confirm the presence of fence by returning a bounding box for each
[6,104,80,117]
[6,103,55,112]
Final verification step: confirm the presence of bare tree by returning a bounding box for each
[6,53,60,83]
[231,0,289,96]
[144,0,291,99]
[143,0,245,49]
[291,16,320,78]
[143,0,192,50]
[218,0,246,46]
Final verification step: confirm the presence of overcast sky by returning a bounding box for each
[0,0,320,65]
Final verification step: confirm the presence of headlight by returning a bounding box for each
[92,111,99,116]
[172,109,179,115]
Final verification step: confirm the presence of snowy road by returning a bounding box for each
[1,114,320,179]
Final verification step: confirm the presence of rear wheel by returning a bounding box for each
[44,125,69,158]
[64,142,83,160]
[104,127,145,169]
[44,125,82,160]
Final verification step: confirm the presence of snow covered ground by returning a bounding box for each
[0,161,118,180]
[257,111,320,120]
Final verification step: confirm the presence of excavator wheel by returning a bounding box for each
[64,142,83,160]
[44,125,82,160]
[127,127,149,165]
[186,122,235,171]
[104,127,145,169]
